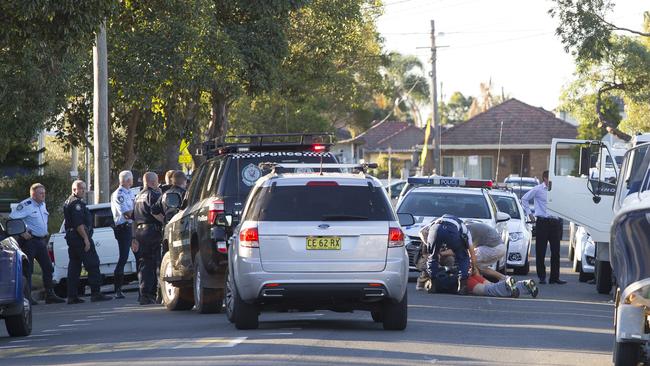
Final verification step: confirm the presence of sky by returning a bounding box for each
[377,0,648,112]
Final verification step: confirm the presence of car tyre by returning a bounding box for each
[225,264,258,330]
[193,252,224,314]
[160,252,194,311]
[5,276,32,337]
[596,260,613,294]
[613,340,641,366]
[371,309,383,323]
[382,291,407,331]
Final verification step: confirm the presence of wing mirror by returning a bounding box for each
[164,192,182,209]
[496,211,511,223]
[397,213,415,227]
[215,213,240,227]
[5,219,26,236]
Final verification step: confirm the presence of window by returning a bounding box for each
[245,185,393,221]
[92,208,114,228]
[186,164,207,205]
[618,145,650,202]
[441,155,493,179]
[397,192,491,219]
[491,195,521,219]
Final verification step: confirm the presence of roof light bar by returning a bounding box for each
[407,176,493,189]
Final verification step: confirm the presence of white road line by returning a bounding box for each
[87,315,108,318]
[261,332,294,335]
[42,329,72,333]
[225,337,247,347]
[28,334,54,338]
[74,319,99,322]
[59,323,90,327]
[0,345,21,349]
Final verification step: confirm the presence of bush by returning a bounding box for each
[0,173,71,233]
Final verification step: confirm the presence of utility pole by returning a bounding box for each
[93,23,110,204]
[430,20,441,175]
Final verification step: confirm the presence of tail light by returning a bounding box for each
[312,144,327,153]
[216,241,227,254]
[239,227,259,248]
[388,227,404,247]
[208,200,225,225]
[47,241,55,264]
[306,181,338,186]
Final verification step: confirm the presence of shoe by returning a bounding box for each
[114,274,125,299]
[549,279,567,285]
[457,279,468,295]
[538,278,546,284]
[524,279,539,298]
[510,287,520,298]
[505,276,518,295]
[90,293,113,302]
[67,297,85,304]
[139,295,156,305]
[44,288,65,304]
[424,280,436,294]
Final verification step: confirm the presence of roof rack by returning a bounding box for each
[259,162,378,175]
[197,133,334,158]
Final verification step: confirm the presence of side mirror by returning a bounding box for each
[164,192,181,209]
[5,219,26,236]
[215,213,233,227]
[397,213,415,227]
[496,211,511,223]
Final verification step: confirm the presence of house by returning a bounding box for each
[421,98,578,182]
[332,121,425,177]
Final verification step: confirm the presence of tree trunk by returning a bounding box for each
[596,86,632,142]
[123,108,140,170]
[208,88,230,140]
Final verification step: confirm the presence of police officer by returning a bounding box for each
[159,170,175,193]
[10,183,65,304]
[159,170,187,224]
[110,170,137,299]
[132,172,164,305]
[63,180,112,304]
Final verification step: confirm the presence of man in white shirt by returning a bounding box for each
[522,171,566,285]
[110,170,137,299]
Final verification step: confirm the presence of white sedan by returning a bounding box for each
[489,190,533,275]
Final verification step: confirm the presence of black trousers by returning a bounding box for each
[535,218,562,281]
[21,237,54,290]
[135,225,162,298]
[113,223,133,276]
[66,238,102,297]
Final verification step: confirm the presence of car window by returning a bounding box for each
[244,184,393,221]
[223,153,338,201]
[92,208,115,228]
[491,195,521,219]
[201,159,223,200]
[397,191,491,219]
[186,163,207,205]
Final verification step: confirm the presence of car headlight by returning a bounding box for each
[509,232,524,242]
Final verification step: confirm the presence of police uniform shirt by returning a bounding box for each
[10,198,49,237]
[133,188,163,226]
[64,195,92,237]
[161,185,185,219]
[111,186,135,226]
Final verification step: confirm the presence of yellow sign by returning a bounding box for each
[178,139,192,164]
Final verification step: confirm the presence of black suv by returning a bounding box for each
[160,133,338,313]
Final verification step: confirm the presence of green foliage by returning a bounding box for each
[441,91,473,125]
[559,86,621,140]
[370,155,402,179]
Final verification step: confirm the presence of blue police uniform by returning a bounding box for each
[10,198,55,294]
[111,186,136,298]
[133,187,163,304]
[425,215,472,284]
[63,194,111,303]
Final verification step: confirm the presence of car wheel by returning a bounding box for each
[382,291,407,331]
[193,252,224,314]
[5,276,32,337]
[513,257,530,275]
[371,309,383,323]
[160,252,194,311]
[226,264,258,330]
[613,340,641,366]
[596,261,613,295]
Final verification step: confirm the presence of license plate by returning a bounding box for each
[306,236,341,250]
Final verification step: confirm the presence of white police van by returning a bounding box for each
[395,176,510,272]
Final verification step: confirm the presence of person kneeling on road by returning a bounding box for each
[419,214,475,295]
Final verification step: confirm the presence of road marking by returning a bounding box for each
[262,332,294,335]
[59,323,90,327]
[28,334,54,338]
[42,329,72,333]
[87,315,108,318]
[74,319,99,322]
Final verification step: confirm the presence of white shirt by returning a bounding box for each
[111,186,136,226]
[521,182,554,218]
[10,198,49,237]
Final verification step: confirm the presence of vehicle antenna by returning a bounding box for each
[319,152,324,176]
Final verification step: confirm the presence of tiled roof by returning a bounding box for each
[440,99,577,145]
[341,120,424,151]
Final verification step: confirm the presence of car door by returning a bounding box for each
[548,138,618,243]
[90,207,124,270]
[0,237,18,302]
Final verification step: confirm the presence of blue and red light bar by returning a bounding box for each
[407,176,493,189]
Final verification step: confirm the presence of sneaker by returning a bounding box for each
[424,279,436,294]
[510,287,520,298]
[139,295,156,305]
[505,276,517,294]
[524,279,539,298]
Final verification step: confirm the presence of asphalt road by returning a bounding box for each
[0,240,614,366]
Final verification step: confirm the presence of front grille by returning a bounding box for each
[406,236,422,268]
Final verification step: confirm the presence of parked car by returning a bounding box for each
[489,189,533,275]
[570,225,595,282]
[503,176,539,199]
[225,162,410,330]
[160,133,339,314]
[49,203,138,297]
[0,219,32,337]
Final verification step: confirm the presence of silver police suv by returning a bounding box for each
[225,163,411,330]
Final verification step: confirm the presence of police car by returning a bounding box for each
[489,189,533,275]
[395,176,510,272]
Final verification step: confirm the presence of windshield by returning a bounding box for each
[397,192,491,219]
[245,185,394,221]
[505,178,537,187]
[490,195,521,219]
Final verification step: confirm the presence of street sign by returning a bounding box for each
[178,139,192,164]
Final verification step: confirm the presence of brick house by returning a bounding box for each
[421,99,578,182]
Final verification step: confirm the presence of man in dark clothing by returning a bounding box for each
[63,180,112,304]
[132,172,164,305]
[159,170,175,194]
[158,170,187,224]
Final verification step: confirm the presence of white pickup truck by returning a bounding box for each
[48,203,138,297]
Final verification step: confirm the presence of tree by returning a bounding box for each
[441,92,474,125]
[0,0,115,160]
[378,52,430,126]
[467,81,507,118]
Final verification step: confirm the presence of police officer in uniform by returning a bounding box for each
[132,172,164,305]
[159,170,187,224]
[159,170,175,193]
[110,170,137,299]
[10,183,65,304]
[63,180,112,304]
